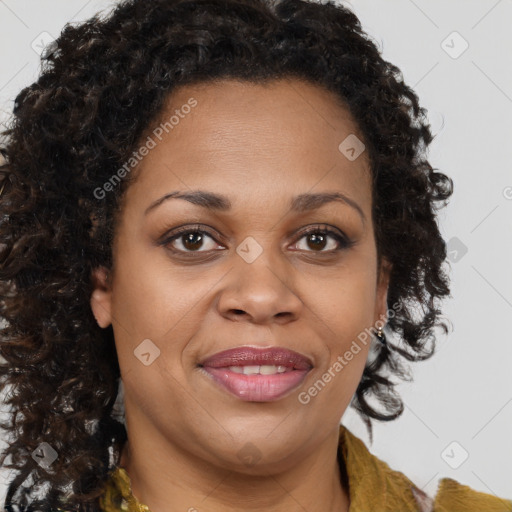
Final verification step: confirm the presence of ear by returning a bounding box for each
[90,266,113,328]
[374,258,392,326]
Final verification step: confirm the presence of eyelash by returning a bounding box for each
[159,224,354,256]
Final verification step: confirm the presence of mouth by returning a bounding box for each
[198,346,313,402]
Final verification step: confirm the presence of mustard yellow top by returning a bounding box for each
[98,424,512,512]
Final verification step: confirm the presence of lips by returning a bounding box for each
[199,346,313,402]
[200,346,313,370]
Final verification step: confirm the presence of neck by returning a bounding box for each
[119,425,350,512]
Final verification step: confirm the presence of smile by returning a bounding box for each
[199,346,313,401]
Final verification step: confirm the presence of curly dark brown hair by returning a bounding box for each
[0,0,452,509]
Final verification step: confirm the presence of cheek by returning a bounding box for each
[300,258,376,383]
[304,263,377,337]
[109,244,234,390]
[300,274,373,414]
[110,242,206,337]
[109,253,204,417]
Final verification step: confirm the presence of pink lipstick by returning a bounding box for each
[199,346,312,402]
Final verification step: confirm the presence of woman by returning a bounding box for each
[0,0,509,510]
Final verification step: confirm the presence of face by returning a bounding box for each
[91,78,390,473]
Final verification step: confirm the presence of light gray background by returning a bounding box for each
[0,0,511,503]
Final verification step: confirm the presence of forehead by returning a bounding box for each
[157,77,365,149]
[125,77,372,213]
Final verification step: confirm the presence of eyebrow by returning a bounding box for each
[144,190,366,223]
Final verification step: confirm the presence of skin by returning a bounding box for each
[91,77,391,512]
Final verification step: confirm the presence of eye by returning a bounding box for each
[161,225,224,253]
[291,225,352,253]
[159,223,353,256]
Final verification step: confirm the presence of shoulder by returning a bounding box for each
[433,477,512,512]
[338,424,512,512]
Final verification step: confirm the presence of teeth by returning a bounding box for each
[243,365,260,375]
[228,365,290,375]
[260,365,289,375]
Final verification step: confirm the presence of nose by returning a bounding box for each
[216,254,303,326]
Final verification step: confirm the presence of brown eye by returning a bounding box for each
[162,228,223,253]
[180,232,207,251]
[303,232,329,251]
[292,226,352,253]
